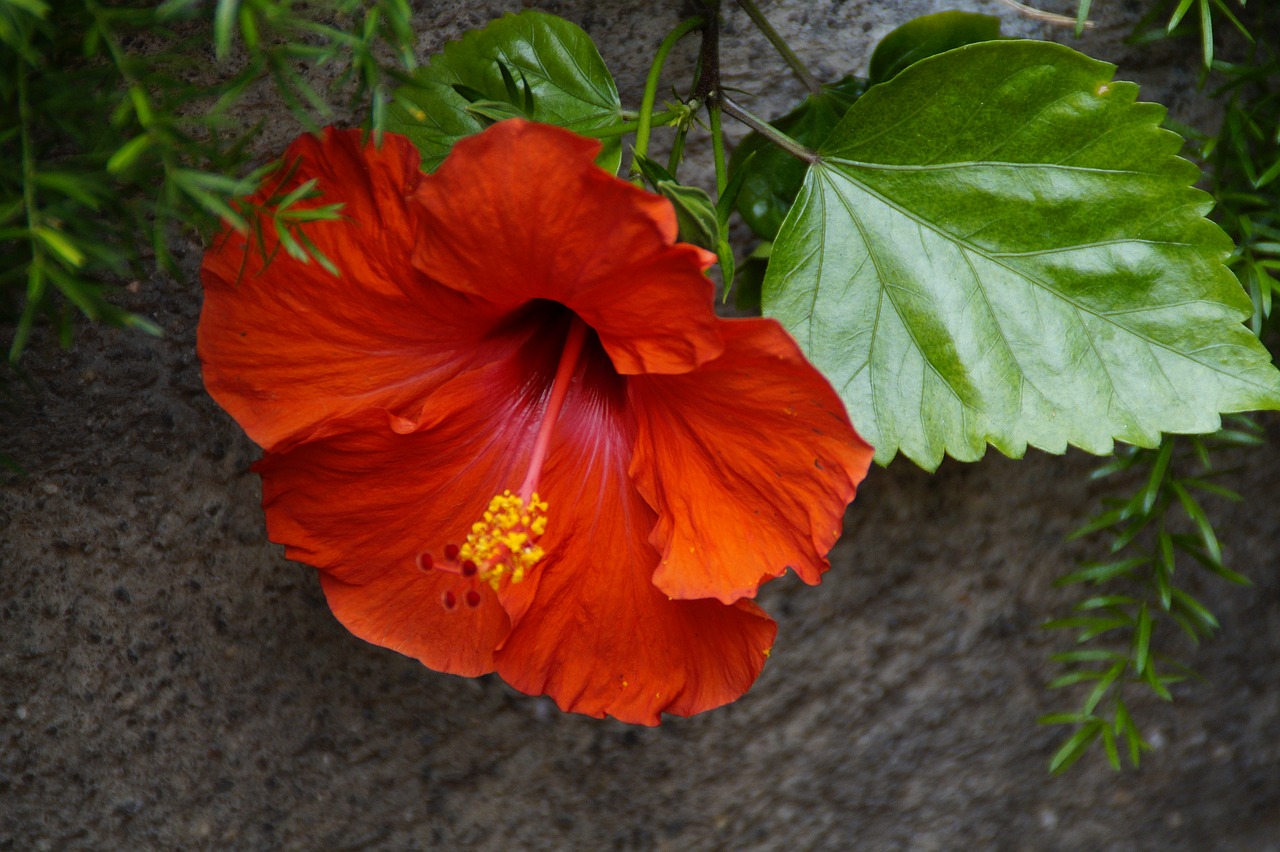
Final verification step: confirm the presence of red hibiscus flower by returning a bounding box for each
[198,119,873,724]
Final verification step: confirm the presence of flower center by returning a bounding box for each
[460,490,549,589]
[419,314,589,610]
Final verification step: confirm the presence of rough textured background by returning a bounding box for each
[3,1,1278,849]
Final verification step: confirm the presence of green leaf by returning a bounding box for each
[1115,698,1145,766]
[867,11,1002,85]
[1048,670,1107,689]
[1101,722,1121,770]
[462,98,530,124]
[633,153,720,251]
[1075,594,1137,611]
[733,241,771,312]
[1171,586,1220,634]
[729,76,865,241]
[214,0,238,60]
[1169,480,1222,564]
[657,181,719,251]
[1055,557,1148,586]
[1133,604,1152,675]
[1067,506,1129,540]
[385,11,622,173]
[715,237,736,303]
[1138,438,1174,515]
[1075,0,1093,37]
[1049,719,1103,773]
[1050,649,1126,664]
[764,41,1280,470]
[106,134,153,175]
[1042,615,1129,641]
[34,226,85,268]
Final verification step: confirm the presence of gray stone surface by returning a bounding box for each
[3,2,1278,849]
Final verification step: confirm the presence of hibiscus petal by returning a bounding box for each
[410,119,725,376]
[199,128,501,452]
[630,319,875,604]
[493,345,778,724]
[252,341,561,676]
[316,568,505,678]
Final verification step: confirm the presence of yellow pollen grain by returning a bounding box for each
[459,490,549,590]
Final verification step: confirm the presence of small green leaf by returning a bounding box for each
[5,0,49,17]
[106,135,153,175]
[1111,513,1155,552]
[1042,615,1129,640]
[1055,557,1149,586]
[386,11,622,173]
[1167,0,1197,31]
[1050,719,1103,773]
[214,0,238,60]
[632,151,676,187]
[715,237,735,302]
[1170,480,1223,564]
[1075,594,1137,611]
[1156,534,1175,609]
[1101,723,1121,770]
[716,148,755,229]
[1199,559,1252,586]
[1116,698,1145,767]
[463,99,530,124]
[295,228,339,277]
[34,226,85,268]
[1090,452,1140,479]
[1143,660,1174,701]
[867,11,1002,85]
[657,182,719,251]
[1171,586,1220,634]
[34,171,108,209]
[1139,439,1175,515]
[633,154,720,251]
[1068,507,1129,540]
[1133,604,1152,675]
[1050,649,1126,665]
[764,41,1280,470]
[1181,477,1242,501]
[1075,0,1093,36]
[1048,670,1106,689]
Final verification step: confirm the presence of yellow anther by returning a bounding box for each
[459,490,548,590]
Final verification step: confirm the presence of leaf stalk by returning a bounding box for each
[632,16,704,177]
[720,95,819,164]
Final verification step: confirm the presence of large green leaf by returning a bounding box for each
[386,11,622,173]
[764,41,1280,470]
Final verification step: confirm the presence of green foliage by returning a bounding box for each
[1047,0,1279,772]
[763,40,1280,471]
[1205,49,1280,337]
[1043,422,1260,771]
[866,10,1001,84]
[633,153,721,252]
[385,11,623,175]
[1122,0,1251,69]
[0,0,415,364]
